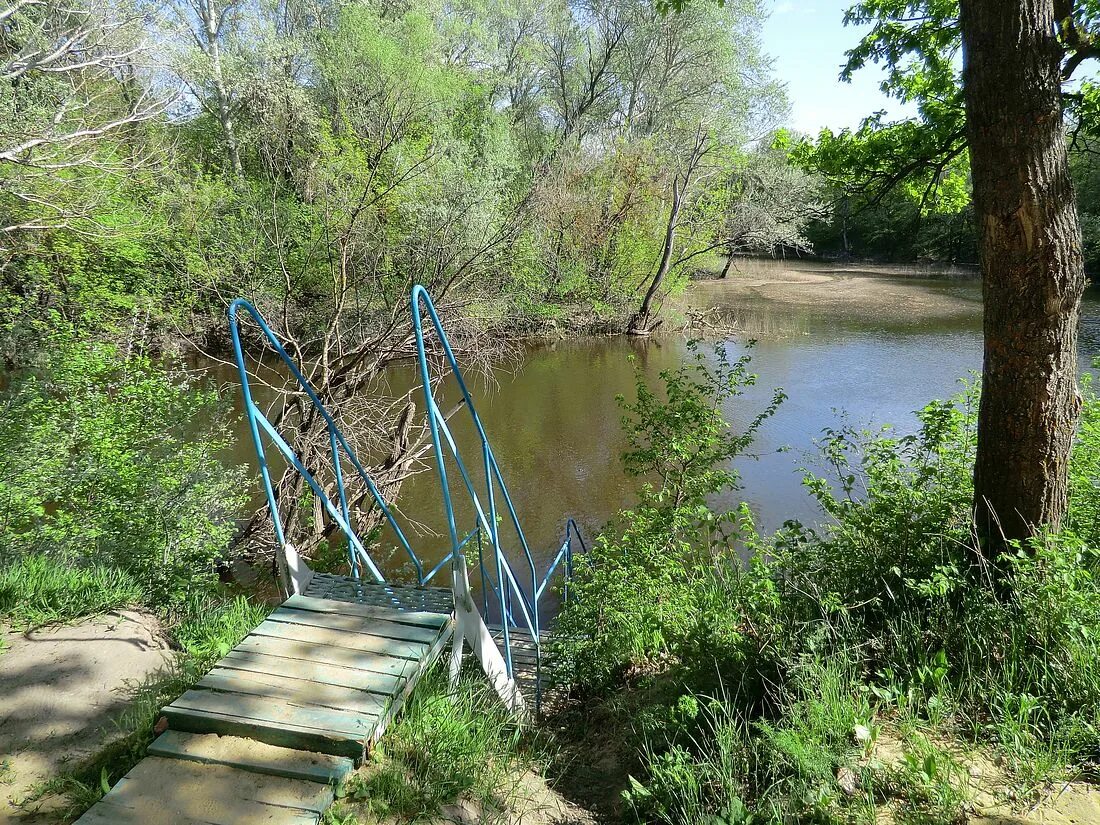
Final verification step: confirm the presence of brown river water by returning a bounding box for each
[199,259,1100,608]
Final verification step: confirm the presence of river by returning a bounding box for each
[207,259,1100,599]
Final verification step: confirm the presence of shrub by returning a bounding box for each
[559,359,1100,822]
[555,342,784,690]
[0,335,247,610]
[334,666,535,821]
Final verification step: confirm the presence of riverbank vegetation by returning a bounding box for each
[551,349,1100,823]
[0,0,826,568]
[1,0,811,351]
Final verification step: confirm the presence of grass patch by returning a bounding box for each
[328,666,539,823]
[0,553,142,626]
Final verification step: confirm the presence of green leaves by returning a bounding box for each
[555,343,782,689]
[0,335,247,608]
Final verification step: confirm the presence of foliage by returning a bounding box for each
[329,666,535,822]
[554,343,783,688]
[790,0,1100,267]
[0,335,247,608]
[557,357,1100,822]
[1,0,791,343]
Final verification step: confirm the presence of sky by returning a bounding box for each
[761,0,917,135]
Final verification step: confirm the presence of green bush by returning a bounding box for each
[559,357,1100,823]
[555,343,783,689]
[0,335,247,610]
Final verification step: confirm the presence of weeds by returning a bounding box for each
[0,553,143,626]
[555,353,1100,822]
[330,666,538,823]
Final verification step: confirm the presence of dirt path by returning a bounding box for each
[0,611,174,823]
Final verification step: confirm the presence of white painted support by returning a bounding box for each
[279,542,314,598]
[449,556,526,715]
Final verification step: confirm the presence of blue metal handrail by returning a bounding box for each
[411,285,586,710]
[228,298,424,586]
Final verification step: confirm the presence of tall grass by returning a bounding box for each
[0,553,142,626]
[332,666,538,822]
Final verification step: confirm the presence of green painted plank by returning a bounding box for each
[148,731,354,786]
[86,793,321,825]
[232,635,420,677]
[219,650,403,696]
[199,669,389,717]
[283,594,449,627]
[269,607,441,644]
[248,619,427,660]
[163,705,366,759]
[110,757,333,819]
[167,689,377,739]
[73,800,227,825]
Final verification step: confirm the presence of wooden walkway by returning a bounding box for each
[74,581,454,825]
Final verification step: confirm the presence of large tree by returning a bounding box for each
[961,0,1086,549]
[801,0,1100,554]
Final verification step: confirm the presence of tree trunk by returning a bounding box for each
[628,130,710,335]
[628,178,681,335]
[960,0,1086,553]
[719,248,736,279]
[201,0,243,177]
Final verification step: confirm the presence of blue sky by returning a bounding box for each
[761,0,916,135]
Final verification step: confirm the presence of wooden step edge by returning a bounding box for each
[148,730,354,787]
[162,705,366,761]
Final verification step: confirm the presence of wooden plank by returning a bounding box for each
[199,669,389,717]
[168,689,377,739]
[269,607,441,644]
[73,801,233,825]
[494,645,541,665]
[147,731,354,786]
[284,594,449,626]
[232,635,420,677]
[219,650,403,696]
[111,758,333,818]
[249,619,427,660]
[163,704,366,759]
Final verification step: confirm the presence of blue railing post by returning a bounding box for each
[227,298,424,587]
[409,285,590,711]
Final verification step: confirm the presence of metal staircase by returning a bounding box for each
[226,288,584,713]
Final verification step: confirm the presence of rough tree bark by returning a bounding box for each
[960,0,1086,553]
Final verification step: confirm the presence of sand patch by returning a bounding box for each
[0,611,174,823]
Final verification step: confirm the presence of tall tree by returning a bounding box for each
[1,0,160,234]
[799,0,1100,554]
[961,0,1086,549]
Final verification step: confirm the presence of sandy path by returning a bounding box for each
[0,611,174,823]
